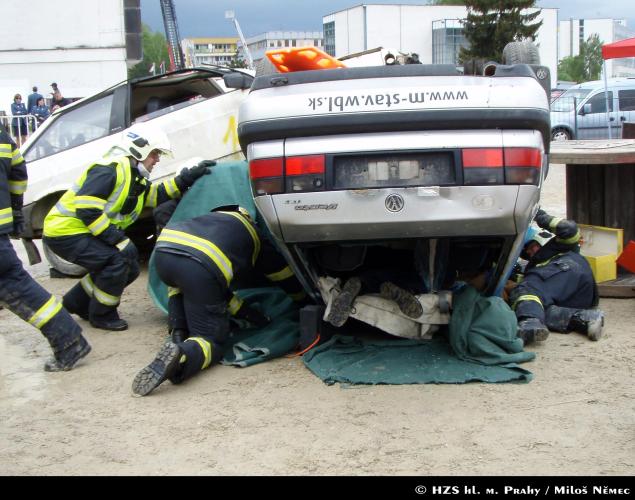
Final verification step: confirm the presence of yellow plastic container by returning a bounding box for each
[578,224,624,283]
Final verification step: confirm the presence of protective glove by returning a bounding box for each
[177,160,215,188]
[534,209,552,229]
[235,302,271,329]
[115,238,139,264]
[10,209,24,238]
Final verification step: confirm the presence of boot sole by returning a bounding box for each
[380,282,423,318]
[132,343,181,397]
[90,320,128,331]
[326,278,362,327]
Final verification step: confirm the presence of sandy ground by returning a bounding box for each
[0,164,633,476]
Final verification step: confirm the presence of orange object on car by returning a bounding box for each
[266,46,346,72]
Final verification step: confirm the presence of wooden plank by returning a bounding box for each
[550,139,635,164]
[598,274,635,298]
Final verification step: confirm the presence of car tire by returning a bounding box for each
[551,128,572,142]
[42,241,87,277]
[502,41,541,65]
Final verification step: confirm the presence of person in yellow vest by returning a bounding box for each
[1,125,90,371]
[43,123,213,331]
[132,206,307,397]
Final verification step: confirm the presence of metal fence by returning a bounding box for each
[0,113,40,146]
[550,94,635,141]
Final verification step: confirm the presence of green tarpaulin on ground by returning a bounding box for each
[303,286,534,385]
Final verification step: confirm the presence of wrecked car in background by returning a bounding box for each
[18,66,253,274]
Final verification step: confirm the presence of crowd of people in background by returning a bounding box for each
[6,82,69,146]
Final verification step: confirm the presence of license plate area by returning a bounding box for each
[330,150,460,190]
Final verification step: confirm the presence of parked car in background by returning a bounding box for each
[550,78,635,141]
[18,66,253,274]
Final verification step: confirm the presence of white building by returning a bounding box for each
[559,18,635,77]
[0,0,141,115]
[182,37,239,67]
[241,31,324,63]
[323,5,559,81]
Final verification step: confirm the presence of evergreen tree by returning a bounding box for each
[459,0,542,63]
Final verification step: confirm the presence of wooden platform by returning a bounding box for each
[549,139,635,250]
[598,274,635,298]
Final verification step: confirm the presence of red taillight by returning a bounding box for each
[462,148,504,185]
[249,158,284,195]
[286,155,325,175]
[504,148,542,185]
[462,148,504,168]
[249,158,283,179]
[285,155,326,192]
[462,147,541,185]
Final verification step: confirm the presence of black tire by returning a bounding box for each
[551,127,572,142]
[42,241,87,277]
[502,41,541,65]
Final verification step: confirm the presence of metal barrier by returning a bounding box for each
[550,95,635,141]
[0,113,39,146]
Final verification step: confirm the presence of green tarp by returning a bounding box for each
[303,286,534,385]
[302,335,533,385]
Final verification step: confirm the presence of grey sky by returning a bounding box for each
[140,0,635,39]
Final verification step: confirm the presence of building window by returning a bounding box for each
[323,21,335,56]
[432,19,468,66]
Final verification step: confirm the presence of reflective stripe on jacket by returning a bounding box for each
[43,155,181,238]
[0,128,27,234]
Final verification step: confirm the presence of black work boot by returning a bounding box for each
[380,282,423,318]
[44,335,92,372]
[132,341,182,397]
[326,277,362,327]
[517,317,550,345]
[569,309,604,341]
[90,310,128,331]
[170,328,188,344]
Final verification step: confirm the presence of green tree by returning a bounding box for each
[128,24,170,79]
[557,34,604,83]
[459,0,542,63]
[228,55,248,69]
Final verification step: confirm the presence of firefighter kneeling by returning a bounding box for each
[509,209,604,345]
[43,124,212,331]
[132,206,306,397]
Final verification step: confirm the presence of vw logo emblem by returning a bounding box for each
[536,68,548,80]
[385,193,404,212]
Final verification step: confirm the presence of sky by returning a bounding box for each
[140,0,635,39]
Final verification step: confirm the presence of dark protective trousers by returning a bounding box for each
[43,234,140,321]
[511,252,597,328]
[0,235,83,359]
[154,251,228,383]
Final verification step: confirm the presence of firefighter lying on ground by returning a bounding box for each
[42,123,214,331]
[131,205,307,397]
[0,125,90,371]
[507,209,604,345]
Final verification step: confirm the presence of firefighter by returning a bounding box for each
[131,205,307,397]
[0,126,90,371]
[509,209,604,345]
[42,123,213,331]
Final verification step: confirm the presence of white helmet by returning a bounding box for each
[119,123,173,161]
